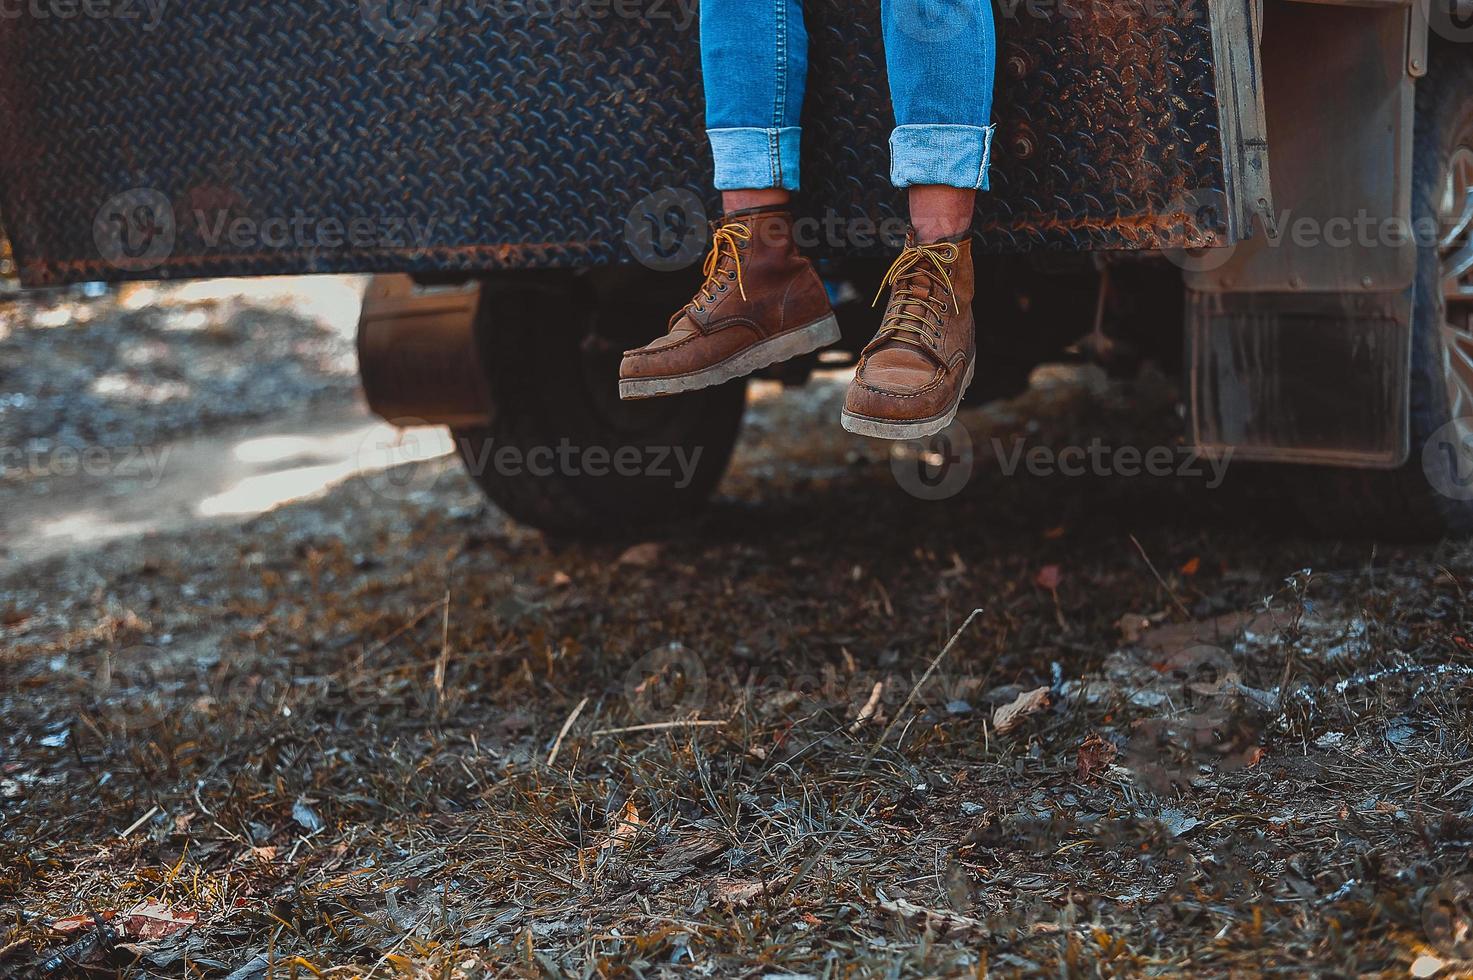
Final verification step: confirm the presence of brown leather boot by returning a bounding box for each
[841,232,976,439]
[619,208,838,400]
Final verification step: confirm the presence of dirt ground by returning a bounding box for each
[2,283,1472,978]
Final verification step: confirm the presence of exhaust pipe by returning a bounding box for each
[355,275,492,429]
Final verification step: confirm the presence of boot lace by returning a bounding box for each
[690,222,752,312]
[868,241,960,353]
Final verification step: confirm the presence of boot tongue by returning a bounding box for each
[867,267,942,370]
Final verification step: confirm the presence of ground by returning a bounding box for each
[1,282,1472,978]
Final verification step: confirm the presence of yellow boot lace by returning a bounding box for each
[690,221,752,312]
[869,240,961,352]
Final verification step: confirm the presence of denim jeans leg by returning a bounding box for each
[880,0,997,190]
[700,0,809,191]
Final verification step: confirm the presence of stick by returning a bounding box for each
[546,696,589,767]
[1128,534,1194,620]
[120,804,160,839]
[780,608,985,900]
[434,587,451,706]
[590,720,726,736]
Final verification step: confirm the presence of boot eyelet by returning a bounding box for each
[727,271,737,280]
[717,283,727,292]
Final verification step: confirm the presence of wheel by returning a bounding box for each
[1294,44,1473,538]
[455,272,747,537]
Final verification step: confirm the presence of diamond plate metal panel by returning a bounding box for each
[0,0,1230,285]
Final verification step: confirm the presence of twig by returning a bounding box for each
[1128,534,1193,620]
[119,804,160,839]
[348,595,450,673]
[590,719,726,736]
[433,586,452,707]
[546,696,589,767]
[780,608,985,900]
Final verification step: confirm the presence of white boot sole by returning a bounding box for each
[841,359,976,441]
[619,313,841,400]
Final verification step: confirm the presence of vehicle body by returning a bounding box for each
[2,0,1470,536]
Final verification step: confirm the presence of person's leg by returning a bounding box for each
[842,0,995,438]
[620,0,838,401]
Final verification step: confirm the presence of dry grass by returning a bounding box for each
[2,371,1473,978]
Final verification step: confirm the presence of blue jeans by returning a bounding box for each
[701,0,996,192]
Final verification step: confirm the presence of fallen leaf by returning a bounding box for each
[1043,525,1067,540]
[1034,565,1062,591]
[712,874,790,906]
[550,571,572,588]
[848,680,884,732]
[292,798,324,835]
[50,912,114,934]
[1410,953,1446,978]
[119,901,197,941]
[1180,556,1201,576]
[617,543,661,568]
[601,800,642,850]
[877,896,989,939]
[1075,733,1118,783]
[992,687,1052,735]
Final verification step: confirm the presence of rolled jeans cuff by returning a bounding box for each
[707,126,802,191]
[889,123,997,191]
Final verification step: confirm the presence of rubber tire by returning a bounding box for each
[1291,43,1473,539]
[454,274,747,537]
